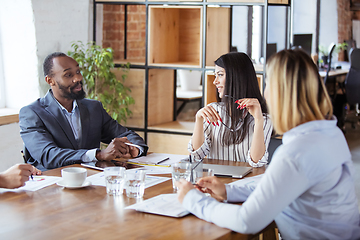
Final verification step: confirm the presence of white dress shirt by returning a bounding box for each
[183,118,360,239]
[188,102,273,167]
[57,100,142,162]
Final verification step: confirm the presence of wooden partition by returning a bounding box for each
[147,132,191,155]
[257,74,264,94]
[268,0,289,4]
[148,69,175,126]
[113,68,145,128]
[148,6,203,67]
[204,72,218,106]
[204,72,264,106]
[206,6,231,67]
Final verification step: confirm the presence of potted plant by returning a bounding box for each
[318,42,348,65]
[68,41,134,124]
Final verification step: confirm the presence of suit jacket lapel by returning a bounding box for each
[42,90,79,149]
[78,100,90,149]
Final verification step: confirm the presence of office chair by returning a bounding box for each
[324,43,336,85]
[268,134,282,164]
[21,143,31,163]
[345,48,360,128]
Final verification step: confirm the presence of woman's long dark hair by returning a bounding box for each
[215,52,267,145]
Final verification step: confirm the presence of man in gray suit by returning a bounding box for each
[19,52,148,170]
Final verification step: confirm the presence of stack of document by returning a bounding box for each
[127,153,188,167]
[125,193,190,218]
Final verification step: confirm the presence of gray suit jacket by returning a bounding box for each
[19,90,148,170]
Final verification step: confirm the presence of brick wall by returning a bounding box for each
[102,4,146,61]
[337,0,352,61]
[337,0,360,61]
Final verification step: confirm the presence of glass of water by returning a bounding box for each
[104,166,126,196]
[125,169,146,198]
[172,162,191,191]
[194,168,214,183]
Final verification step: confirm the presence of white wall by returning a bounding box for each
[319,0,338,51]
[0,0,39,109]
[0,123,24,172]
[293,0,317,54]
[232,6,248,54]
[0,0,92,109]
[268,6,287,52]
[32,0,92,97]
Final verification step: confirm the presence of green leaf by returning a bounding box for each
[68,40,134,121]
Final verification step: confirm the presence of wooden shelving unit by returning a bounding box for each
[94,0,291,155]
[148,6,203,67]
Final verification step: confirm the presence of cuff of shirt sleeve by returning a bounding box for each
[183,188,206,210]
[137,146,144,157]
[246,149,268,168]
[188,137,209,161]
[82,149,99,162]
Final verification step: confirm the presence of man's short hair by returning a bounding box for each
[43,52,67,77]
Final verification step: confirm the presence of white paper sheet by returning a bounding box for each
[128,153,188,166]
[126,166,173,175]
[87,171,170,188]
[125,193,190,218]
[0,175,61,193]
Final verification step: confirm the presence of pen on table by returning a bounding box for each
[21,150,33,180]
[127,161,171,168]
[156,157,170,165]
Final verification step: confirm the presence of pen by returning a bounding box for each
[125,142,141,148]
[127,161,171,168]
[156,157,170,165]
[21,150,33,180]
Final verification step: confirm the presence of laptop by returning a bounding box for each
[202,164,253,178]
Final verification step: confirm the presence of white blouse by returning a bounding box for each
[183,119,360,239]
[188,102,273,167]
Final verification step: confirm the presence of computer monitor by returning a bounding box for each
[266,43,277,60]
[293,34,313,56]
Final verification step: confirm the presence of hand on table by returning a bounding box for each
[195,176,227,202]
[195,105,222,126]
[0,163,42,189]
[96,137,140,161]
[176,179,195,203]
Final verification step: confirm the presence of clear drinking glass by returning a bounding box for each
[104,167,126,196]
[171,162,191,191]
[194,168,214,183]
[125,170,146,198]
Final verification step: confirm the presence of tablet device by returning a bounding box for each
[81,160,141,171]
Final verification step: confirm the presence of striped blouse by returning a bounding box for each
[188,102,273,167]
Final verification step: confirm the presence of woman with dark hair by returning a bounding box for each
[189,52,272,167]
[177,49,360,239]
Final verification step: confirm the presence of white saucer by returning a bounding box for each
[56,180,92,189]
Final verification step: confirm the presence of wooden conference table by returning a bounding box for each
[0,159,273,240]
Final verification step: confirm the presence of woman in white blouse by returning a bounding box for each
[189,52,273,167]
[177,49,360,239]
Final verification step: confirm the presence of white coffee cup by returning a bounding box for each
[61,167,87,187]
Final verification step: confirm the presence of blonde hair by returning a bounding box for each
[266,49,333,134]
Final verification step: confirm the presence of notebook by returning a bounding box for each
[202,164,253,178]
[125,194,190,218]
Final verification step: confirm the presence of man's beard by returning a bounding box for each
[58,81,86,100]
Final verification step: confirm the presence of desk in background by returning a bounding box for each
[319,68,349,79]
[176,87,202,116]
[0,160,276,240]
